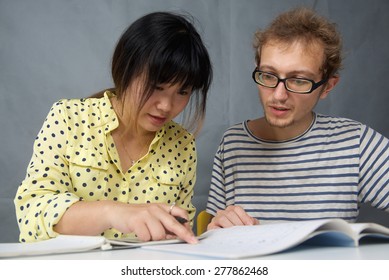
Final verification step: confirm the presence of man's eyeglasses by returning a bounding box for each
[252,69,328,94]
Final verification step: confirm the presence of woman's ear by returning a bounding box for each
[320,75,339,99]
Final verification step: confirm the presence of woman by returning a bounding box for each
[14,11,212,243]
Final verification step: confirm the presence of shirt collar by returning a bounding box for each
[98,91,119,135]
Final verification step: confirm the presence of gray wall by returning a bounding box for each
[1,0,388,243]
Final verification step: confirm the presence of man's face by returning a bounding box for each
[257,40,333,133]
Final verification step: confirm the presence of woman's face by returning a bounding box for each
[126,77,192,134]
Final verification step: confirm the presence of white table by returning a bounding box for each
[9,241,389,260]
[3,242,389,280]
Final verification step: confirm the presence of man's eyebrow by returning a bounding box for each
[259,65,317,78]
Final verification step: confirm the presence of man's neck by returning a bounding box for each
[248,114,315,142]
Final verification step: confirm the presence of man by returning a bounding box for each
[206,7,389,230]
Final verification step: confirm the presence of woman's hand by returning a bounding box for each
[207,205,259,230]
[107,202,197,243]
[54,201,198,244]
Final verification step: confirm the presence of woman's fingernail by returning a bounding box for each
[189,236,198,244]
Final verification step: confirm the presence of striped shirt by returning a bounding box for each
[206,113,389,223]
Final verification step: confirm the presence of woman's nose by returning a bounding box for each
[156,94,173,112]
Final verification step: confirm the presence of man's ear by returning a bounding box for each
[320,75,339,99]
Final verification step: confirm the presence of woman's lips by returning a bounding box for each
[149,114,167,126]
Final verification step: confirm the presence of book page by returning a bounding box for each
[0,235,107,258]
[143,219,349,259]
[109,237,184,246]
[350,223,389,240]
[108,234,207,247]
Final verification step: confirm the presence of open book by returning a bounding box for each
[1,219,388,258]
[142,218,389,259]
[0,235,187,258]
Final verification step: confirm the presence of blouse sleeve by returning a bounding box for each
[175,137,197,224]
[14,101,80,242]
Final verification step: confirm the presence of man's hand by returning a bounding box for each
[207,205,259,230]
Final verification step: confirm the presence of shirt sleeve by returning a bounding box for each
[14,101,80,242]
[206,136,227,216]
[358,125,389,211]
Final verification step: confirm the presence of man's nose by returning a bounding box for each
[272,81,289,101]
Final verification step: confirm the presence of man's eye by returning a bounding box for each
[262,73,276,80]
[291,79,309,85]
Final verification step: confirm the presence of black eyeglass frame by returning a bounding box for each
[252,69,328,94]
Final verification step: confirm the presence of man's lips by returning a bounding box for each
[268,104,290,116]
[272,106,289,111]
[270,105,289,111]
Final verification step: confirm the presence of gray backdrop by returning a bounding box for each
[1,0,388,243]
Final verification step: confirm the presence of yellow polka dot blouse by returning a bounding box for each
[14,91,197,242]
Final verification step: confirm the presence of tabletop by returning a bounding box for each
[8,241,389,260]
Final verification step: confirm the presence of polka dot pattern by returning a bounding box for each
[14,91,197,242]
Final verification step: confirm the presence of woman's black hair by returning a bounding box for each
[111,11,212,133]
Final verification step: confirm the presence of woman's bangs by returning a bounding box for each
[149,39,208,91]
